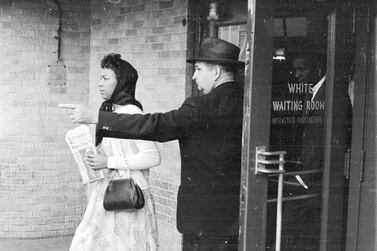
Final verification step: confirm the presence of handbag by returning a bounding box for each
[103,169,145,211]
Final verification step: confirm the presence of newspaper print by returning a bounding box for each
[65,125,104,185]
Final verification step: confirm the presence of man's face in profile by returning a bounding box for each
[292,57,310,83]
[192,62,217,94]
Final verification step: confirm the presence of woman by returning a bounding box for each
[69,53,160,251]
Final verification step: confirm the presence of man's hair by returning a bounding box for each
[291,52,325,74]
[203,62,238,76]
[292,53,312,68]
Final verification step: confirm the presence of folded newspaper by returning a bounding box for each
[65,125,104,185]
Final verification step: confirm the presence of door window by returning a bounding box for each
[268,9,328,250]
[266,5,353,250]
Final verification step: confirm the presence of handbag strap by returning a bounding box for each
[109,165,131,180]
[125,166,131,178]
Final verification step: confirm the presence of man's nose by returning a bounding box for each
[192,71,197,80]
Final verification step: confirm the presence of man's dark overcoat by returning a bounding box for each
[97,81,244,236]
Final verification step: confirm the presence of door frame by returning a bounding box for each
[239,1,369,250]
[344,5,369,249]
[239,0,274,249]
[346,1,377,250]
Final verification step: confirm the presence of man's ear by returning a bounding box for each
[213,65,221,80]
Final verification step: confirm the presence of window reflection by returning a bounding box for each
[218,24,247,48]
[267,5,354,249]
[268,9,329,251]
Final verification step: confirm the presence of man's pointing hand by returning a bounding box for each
[58,104,98,124]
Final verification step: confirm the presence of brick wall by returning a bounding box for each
[89,0,188,249]
[0,0,191,247]
[0,0,91,238]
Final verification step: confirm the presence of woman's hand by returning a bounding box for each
[85,153,108,170]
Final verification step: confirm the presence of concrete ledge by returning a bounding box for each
[0,236,73,251]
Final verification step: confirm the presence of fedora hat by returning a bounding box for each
[187,37,245,67]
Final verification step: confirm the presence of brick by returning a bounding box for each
[133,4,145,12]
[158,51,171,58]
[66,23,80,32]
[152,27,165,34]
[80,46,90,54]
[132,21,144,28]
[0,1,12,8]
[92,18,102,25]
[157,68,170,75]
[114,15,125,23]
[145,19,158,27]
[0,15,12,22]
[125,29,137,36]
[14,1,37,9]
[167,8,178,16]
[125,0,138,5]
[23,23,45,30]
[159,0,174,9]
[152,10,162,18]
[159,17,171,26]
[108,38,119,45]
[9,225,32,232]
[2,7,22,15]
[151,43,165,50]
[0,58,12,66]
[11,72,35,80]
[171,33,186,41]
[172,50,185,58]
[174,15,186,24]
[66,32,81,39]
[159,34,172,42]
[120,6,133,14]
[2,22,13,29]
[145,35,158,43]
[130,51,144,59]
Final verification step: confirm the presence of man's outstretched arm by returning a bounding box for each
[58,104,99,124]
[59,99,200,142]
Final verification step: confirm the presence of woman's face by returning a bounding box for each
[99,68,117,100]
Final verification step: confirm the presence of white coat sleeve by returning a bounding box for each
[106,105,161,170]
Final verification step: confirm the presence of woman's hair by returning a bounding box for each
[99,53,141,106]
[96,53,142,146]
[100,53,139,99]
[101,53,136,84]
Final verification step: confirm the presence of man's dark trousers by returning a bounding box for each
[182,234,238,251]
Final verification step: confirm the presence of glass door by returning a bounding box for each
[240,0,356,250]
[268,5,332,251]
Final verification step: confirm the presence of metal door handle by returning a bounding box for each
[255,146,286,251]
[255,146,286,175]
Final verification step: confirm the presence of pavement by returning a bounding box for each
[0,236,73,251]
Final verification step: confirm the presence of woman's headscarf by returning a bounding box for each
[95,54,142,146]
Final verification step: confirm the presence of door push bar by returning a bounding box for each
[255,146,287,251]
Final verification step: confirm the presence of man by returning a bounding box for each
[293,53,327,181]
[61,37,244,251]
[266,53,326,250]
[279,53,327,250]
[280,53,351,250]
